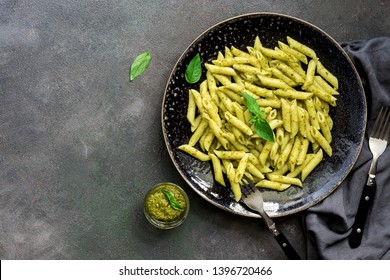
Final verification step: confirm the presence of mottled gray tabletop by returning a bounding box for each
[1,0,389,260]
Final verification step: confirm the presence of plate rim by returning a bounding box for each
[161,12,367,218]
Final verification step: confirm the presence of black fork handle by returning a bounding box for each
[269,224,302,260]
[348,177,376,248]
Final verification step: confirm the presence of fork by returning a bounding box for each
[349,107,390,248]
[241,177,301,259]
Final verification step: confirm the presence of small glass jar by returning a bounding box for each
[144,182,190,229]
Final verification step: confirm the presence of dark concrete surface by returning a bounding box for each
[0,0,389,260]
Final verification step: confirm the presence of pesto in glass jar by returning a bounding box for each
[144,183,189,229]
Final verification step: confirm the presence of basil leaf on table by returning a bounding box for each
[161,190,183,211]
[185,53,202,84]
[129,52,151,81]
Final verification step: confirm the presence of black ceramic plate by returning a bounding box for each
[161,13,366,218]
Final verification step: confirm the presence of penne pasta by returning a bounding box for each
[178,35,338,198]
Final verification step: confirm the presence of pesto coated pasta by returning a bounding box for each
[178,35,338,202]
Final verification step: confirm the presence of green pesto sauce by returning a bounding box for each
[146,185,186,222]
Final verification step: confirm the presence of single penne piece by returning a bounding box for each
[255,179,291,191]
[304,98,320,130]
[302,59,317,90]
[310,127,332,156]
[286,153,315,178]
[288,136,301,171]
[206,71,219,105]
[199,80,209,99]
[209,153,226,186]
[190,89,205,115]
[232,64,268,76]
[257,75,292,90]
[225,111,253,136]
[266,174,302,187]
[212,56,251,67]
[286,61,307,79]
[224,82,245,94]
[232,102,246,123]
[235,153,249,183]
[203,130,215,152]
[276,138,294,170]
[188,118,208,146]
[218,87,244,104]
[274,89,313,100]
[245,162,265,179]
[316,60,338,90]
[259,141,274,166]
[224,46,233,58]
[217,91,235,113]
[230,46,252,59]
[186,89,196,125]
[213,73,232,86]
[268,119,283,130]
[202,95,222,127]
[314,75,339,96]
[281,98,292,132]
[260,46,296,62]
[215,51,224,61]
[278,41,308,64]
[308,84,337,107]
[296,138,310,165]
[297,107,308,138]
[272,61,305,85]
[244,81,274,98]
[256,98,281,109]
[317,111,332,143]
[214,150,246,160]
[301,149,323,181]
[198,127,209,151]
[205,63,237,76]
[191,114,202,132]
[275,127,284,145]
[222,159,241,201]
[287,36,317,59]
[270,67,298,87]
[290,99,299,138]
[267,108,278,121]
[178,144,211,161]
[270,141,280,160]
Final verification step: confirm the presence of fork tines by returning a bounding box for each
[372,107,390,140]
[241,175,257,197]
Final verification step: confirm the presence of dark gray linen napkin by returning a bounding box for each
[305,37,390,260]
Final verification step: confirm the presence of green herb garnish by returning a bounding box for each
[129,52,151,81]
[242,92,275,142]
[185,53,202,84]
[161,189,183,211]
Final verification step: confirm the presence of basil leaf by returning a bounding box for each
[242,92,264,117]
[130,52,151,81]
[161,189,183,211]
[185,53,202,84]
[254,119,275,142]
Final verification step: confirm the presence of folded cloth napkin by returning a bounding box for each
[305,37,390,260]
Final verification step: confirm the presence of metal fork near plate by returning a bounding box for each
[348,107,390,248]
[241,176,301,260]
